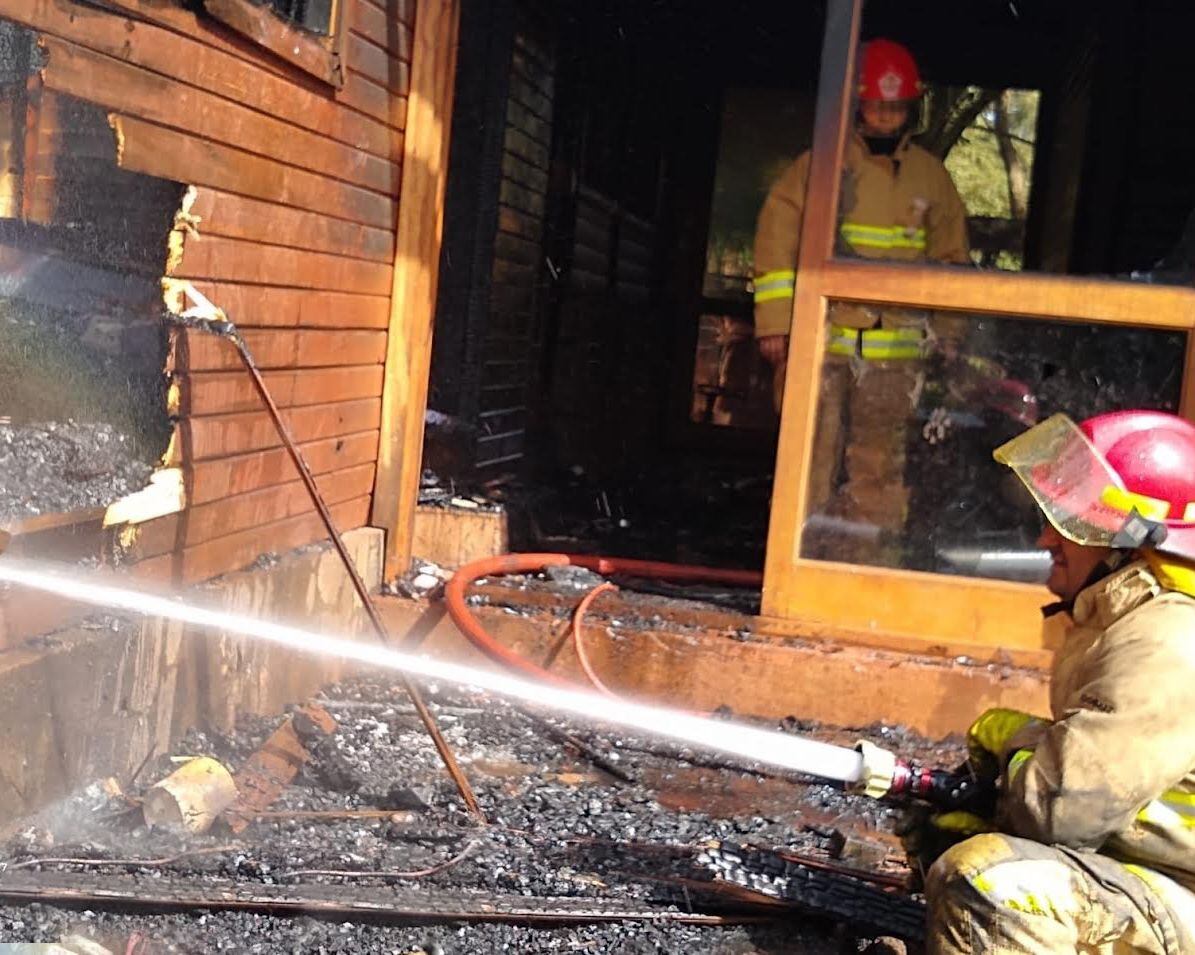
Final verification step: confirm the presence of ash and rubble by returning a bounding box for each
[0,270,171,527]
[0,678,963,952]
[0,908,835,954]
[0,420,155,524]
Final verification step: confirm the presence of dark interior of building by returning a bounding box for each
[422,0,1194,578]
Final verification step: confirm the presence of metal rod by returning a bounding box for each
[165,284,482,820]
[229,337,483,820]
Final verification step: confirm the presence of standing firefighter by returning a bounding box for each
[753,38,970,562]
[921,410,1195,953]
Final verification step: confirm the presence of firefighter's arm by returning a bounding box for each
[925,164,971,266]
[752,154,811,339]
[998,627,1195,848]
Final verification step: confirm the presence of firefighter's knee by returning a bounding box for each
[927,832,1016,899]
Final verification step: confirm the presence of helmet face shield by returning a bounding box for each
[993,414,1154,547]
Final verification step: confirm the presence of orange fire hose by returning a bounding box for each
[444,554,763,688]
[572,581,619,696]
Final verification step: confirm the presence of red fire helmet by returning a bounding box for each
[858,39,923,102]
[994,410,1195,560]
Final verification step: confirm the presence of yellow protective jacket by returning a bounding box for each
[999,561,1195,889]
[753,132,970,339]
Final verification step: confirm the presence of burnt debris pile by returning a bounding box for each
[0,678,961,952]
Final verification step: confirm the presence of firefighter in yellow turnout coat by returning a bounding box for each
[923,411,1195,953]
[753,38,969,562]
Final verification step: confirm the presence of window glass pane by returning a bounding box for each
[692,88,815,430]
[858,2,1195,283]
[268,0,334,35]
[702,89,815,301]
[799,303,1186,582]
[941,87,1039,271]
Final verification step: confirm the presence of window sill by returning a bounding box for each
[202,0,344,88]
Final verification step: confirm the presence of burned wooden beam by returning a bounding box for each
[695,842,926,942]
[0,872,769,927]
[222,703,337,834]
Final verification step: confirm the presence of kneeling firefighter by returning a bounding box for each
[912,410,1195,953]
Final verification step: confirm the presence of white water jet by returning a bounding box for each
[0,558,864,785]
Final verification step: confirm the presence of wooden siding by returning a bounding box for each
[5,0,415,584]
[545,186,659,476]
[476,13,555,469]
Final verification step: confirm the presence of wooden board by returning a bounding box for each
[172,329,299,373]
[411,505,509,569]
[348,0,415,57]
[372,0,461,580]
[346,33,411,96]
[297,330,388,367]
[188,431,380,506]
[818,259,1195,332]
[173,366,385,416]
[136,495,371,585]
[181,283,391,330]
[0,871,719,925]
[113,116,396,231]
[176,329,386,371]
[41,38,395,194]
[174,236,394,296]
[176,398,381,460]
[124,463,376,558]
[394,599,1048,740]
[186,463,374,548]
[339,74,408,130]
[223,704,337,833]
[187,189,395,263]
[772,560,1051,651]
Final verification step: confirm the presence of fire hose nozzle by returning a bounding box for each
[852,740,999,813]
[850,740,900,799]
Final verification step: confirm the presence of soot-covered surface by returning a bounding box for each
[0,678,963,952]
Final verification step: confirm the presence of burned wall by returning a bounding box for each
[428,0,556,477]
[0,21,177,527]
[0,0,417,584]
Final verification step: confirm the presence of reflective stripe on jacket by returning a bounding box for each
[998,561,1195,889]
[826,324,924,361]
[752,132,970,338]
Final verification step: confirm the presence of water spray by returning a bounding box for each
[0,558,994,812]
[0,558,863,784]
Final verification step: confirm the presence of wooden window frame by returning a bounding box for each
[201,0,347,88]
[759,0,1195,652]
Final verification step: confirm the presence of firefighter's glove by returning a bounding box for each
[895,805,993,886]
[966,708,1044,776]
[922,406,953,445]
